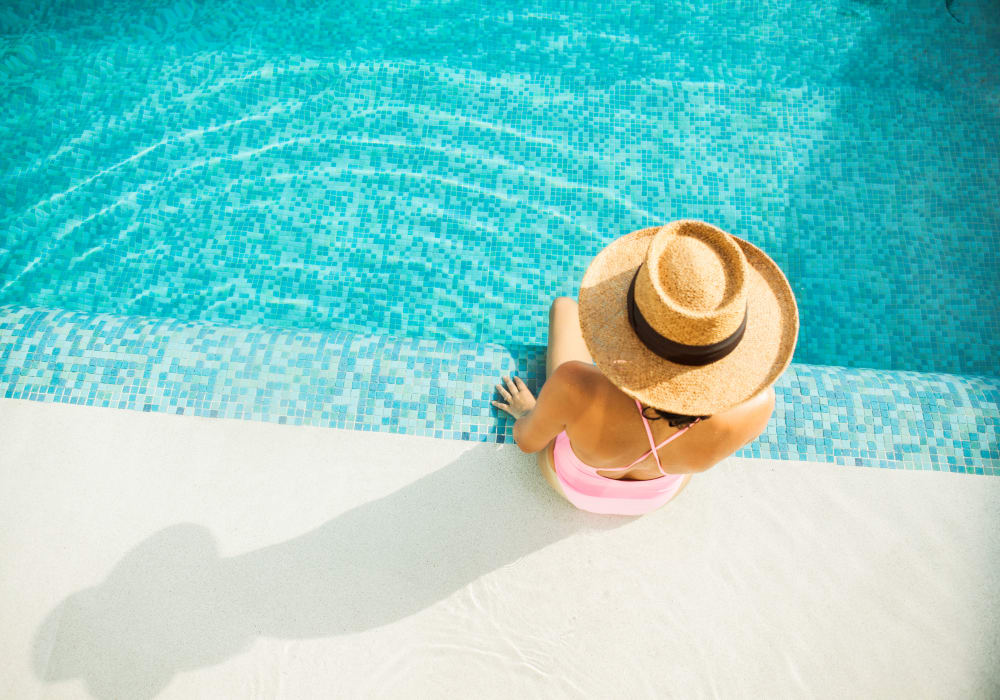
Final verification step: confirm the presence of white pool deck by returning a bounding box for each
[1,397,998,699]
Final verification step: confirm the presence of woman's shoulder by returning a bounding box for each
[547,361,606,395]
[708,387,776,451]
[551,359,600,378]
[541,361,610,420]
[728,386,775,428]
[658,387,773,473]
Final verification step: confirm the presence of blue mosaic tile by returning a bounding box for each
[1,306,997,475]
[1,1,999,377]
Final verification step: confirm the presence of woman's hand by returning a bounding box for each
[492,375,536,420]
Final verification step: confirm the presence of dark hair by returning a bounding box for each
[640,405,709,429]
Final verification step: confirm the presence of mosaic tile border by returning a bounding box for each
[1,305,997,475]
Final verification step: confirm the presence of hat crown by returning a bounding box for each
[634,221,748,346]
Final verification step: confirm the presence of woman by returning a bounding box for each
[493,221,798,516]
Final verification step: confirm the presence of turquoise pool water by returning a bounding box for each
[1,0,998,377]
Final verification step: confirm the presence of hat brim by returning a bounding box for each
[578,225,799,415]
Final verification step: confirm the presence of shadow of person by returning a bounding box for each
[33,443,632,700]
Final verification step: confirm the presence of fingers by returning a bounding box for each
[493,376,529,418]
[503,375,518,393]
[490,399,512,415]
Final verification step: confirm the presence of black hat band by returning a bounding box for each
[626,265,747,366]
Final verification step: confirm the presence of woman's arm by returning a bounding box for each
[493,362,586,454]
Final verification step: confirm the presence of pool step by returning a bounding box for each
[1,305,997,475]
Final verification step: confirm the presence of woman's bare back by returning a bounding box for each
[559,361,774,480]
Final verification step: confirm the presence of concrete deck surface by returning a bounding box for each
[1,398,998,699]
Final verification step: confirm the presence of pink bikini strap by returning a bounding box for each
[607,400,700,475]
[594,401,701,474]
[636,399,662,471]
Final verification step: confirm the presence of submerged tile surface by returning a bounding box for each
[1,1,999,377]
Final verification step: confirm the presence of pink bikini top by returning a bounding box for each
[588,399,701,477]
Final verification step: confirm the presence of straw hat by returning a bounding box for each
[578,220,798,416]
